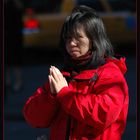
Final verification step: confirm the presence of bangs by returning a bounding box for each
[63,21,83,40]
[62,13,94,42]
[62,11,86,40]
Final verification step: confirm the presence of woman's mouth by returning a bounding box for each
[69,50,80,57]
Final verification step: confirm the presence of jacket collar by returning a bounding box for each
[61,69,97,80]
[61,57,127,80]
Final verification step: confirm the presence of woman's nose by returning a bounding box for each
[69,38,78,46]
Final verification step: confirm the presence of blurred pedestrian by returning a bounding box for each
[37,135,48,140]
[23,5,129,140]
[4,0,24,91]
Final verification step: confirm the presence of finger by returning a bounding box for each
[48,75,55,94]
[54,66,65,80]
[51,69,59,82]
[52,66,64,81]
[51,67,62,82]
[50,75,57,87]
[48,75,51,83]
[49,67,53,75]
[48,75,53,92]
[52,66,61,74]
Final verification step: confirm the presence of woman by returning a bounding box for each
[23,5,129,140]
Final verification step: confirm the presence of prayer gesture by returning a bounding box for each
[48,66,68,94]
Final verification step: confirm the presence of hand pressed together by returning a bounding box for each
[48,66,68,94]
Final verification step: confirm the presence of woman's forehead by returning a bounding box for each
[68,25,86,36]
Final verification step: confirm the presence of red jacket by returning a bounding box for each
[23,57,129,140]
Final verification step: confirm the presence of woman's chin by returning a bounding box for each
[69,52,80,58]
[71,54,80,59]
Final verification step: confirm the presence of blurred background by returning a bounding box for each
[4,0,136,140]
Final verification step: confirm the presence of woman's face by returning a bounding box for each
[66,27,92,58]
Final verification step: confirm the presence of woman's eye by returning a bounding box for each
[77,35,83,39]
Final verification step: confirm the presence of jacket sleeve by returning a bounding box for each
[23,82,60,128]
[56,67,128,134]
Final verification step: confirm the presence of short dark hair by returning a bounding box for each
[60,5,114,62]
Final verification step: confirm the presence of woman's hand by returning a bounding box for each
[48,66,68,94]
